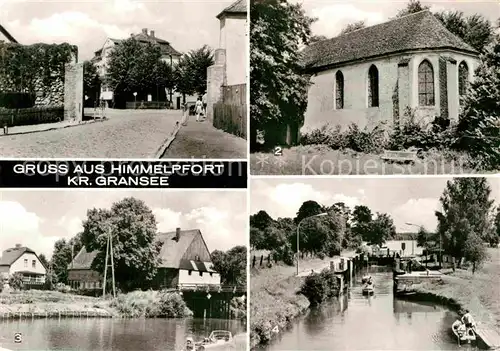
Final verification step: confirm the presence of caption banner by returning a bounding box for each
[0,161,247,188]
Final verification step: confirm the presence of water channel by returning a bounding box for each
[258,266,478,351]
[0,317,246,351]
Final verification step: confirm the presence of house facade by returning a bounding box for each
[68,228,221,290]
[206,0,247,122]
[300,10,479,139]
[0,244,47,286]
[92,28,191,108]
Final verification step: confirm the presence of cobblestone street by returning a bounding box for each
[0,109,181,158]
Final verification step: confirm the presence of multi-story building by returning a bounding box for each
[0,244,47,286]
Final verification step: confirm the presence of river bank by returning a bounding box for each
[400,248,500,349]
[0,289,191,319]
[250,258,334,348]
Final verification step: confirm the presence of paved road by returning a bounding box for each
[0,109,181,158]
[297,250,356,277]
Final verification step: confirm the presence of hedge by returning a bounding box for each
[0,107,64,127]
[0,92,36,109]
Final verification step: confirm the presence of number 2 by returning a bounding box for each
[274,146,282,156]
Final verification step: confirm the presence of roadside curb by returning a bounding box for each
[1,118,108,137]
[153,121,181,158]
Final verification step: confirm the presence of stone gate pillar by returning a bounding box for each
[206,48,226,123]
[64,63,84,122]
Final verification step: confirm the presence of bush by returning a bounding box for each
[0,92,36,109]
[0,107,63,127]
[9,273,24,290]
[110,290,192,318]
[300,268,339,306]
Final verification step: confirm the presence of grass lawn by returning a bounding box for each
[415,248,500,331]
[251,145,481,175]
[250,257,337,348]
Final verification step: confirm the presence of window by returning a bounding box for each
[32,260,36,268]
[194,255,200,261]
[418,60,435,106]
[188,270,192,276]
[199,271,203,277]
[368,65,379,107]
[24,259,28,267]
[458,61,469,97]
[335,71,344,109]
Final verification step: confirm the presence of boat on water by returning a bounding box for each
[451,320,476,343]
[195,330,235,350]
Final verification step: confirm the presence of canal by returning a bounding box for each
[0,317,246,351]
[258,266,476,351]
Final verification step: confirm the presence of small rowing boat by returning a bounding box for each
[451,320,476,343]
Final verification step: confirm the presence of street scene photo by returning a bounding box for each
[0,191,247,351]
[0,0,247,158]
[250,0,500,175]
[249,177,500,350]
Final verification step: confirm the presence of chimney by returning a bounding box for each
[142,28,148,35]
[15,244,21,249]
[175,228,181,241]
[150,30,155,38]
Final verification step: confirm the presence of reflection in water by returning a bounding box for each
[259,267,479,351]
[0,318,246,351]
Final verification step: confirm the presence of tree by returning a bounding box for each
[83,60,101,104]
[309,35,328,44]
[351,205,373,242]
[340,21,366,35]
[394,0,429,18]
[416,226,434,249]
[435,178,495,265]
[106,39,174,105]
[456,34,500,170]
[81,197,162,291]
[495,208,500,246]
[173,45,214,99]
[51,237,79,284]
[250,210,275,230]
[211,246,247,286]
[38,254,49,270]
[295,200,324,224]
[463,232,488,273]
[365,213,396,246]
[250,0,314,149]
[435,11,493,53]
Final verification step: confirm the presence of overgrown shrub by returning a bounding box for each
[9,273,23,290]
[300,268,340,306]
[0,92,36,109]
[0,107,63,127]
[110,290,192,318]
[230,296,247,320]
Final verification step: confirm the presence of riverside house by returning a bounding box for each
[0,244,47,286]
[295,10,480,144]
[68,228,221,290]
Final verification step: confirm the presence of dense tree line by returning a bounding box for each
[250,200,397,265]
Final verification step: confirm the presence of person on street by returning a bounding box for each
[181,102,189,126]
[195,97,203,122]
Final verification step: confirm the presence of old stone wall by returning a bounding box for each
[206,48,226,122]
[34,75,64,107]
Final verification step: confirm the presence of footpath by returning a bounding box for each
[1,117,106,137]
[161,118,247,159]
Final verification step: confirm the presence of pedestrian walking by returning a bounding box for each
[195,97,203,122]
[181,102,189,126]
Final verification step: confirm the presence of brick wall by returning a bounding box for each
[63,62,84,121]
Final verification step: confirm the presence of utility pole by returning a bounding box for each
[102,230,116,298]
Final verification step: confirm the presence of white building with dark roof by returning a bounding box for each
[67,228,221,290]
[0,244,47,286]
[297,10,480,144]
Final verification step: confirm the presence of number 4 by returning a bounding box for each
[274,146,282,156]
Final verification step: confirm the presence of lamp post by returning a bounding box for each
[296,213,328,276]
